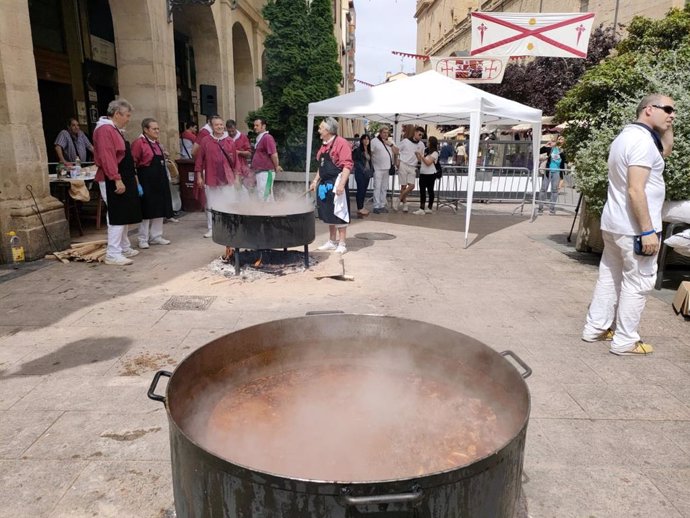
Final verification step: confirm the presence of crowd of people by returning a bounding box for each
[349,125,441,218]
[58,108,571,264]
[86,97,284,266]
[73,91,677,356]
[68,110,448,262]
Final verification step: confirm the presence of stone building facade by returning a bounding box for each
[0,0,355,264]
[415,0,685,70]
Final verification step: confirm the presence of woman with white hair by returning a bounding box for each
[309,117,353,254]
[93,98,143,266]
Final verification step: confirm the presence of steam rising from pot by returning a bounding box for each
[180,346,515,482]
[205,183,313,216]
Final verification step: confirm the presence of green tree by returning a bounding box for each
[248,0,342,168]
[557,7,690,215]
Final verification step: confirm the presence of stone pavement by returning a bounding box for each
[0,204,688,518]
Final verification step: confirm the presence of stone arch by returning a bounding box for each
[232,22,255,132]
[173,5,222,125]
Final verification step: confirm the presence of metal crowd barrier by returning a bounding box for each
[346,171,401,207]
[531,168,580,216]
[435,165,533,213]
[344,166,580,217]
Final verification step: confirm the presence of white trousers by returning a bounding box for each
[138,218,164,243]
[255,171,275,202]
[583,230,658,351]
[372,168,389,209]
[98,181,131,259]
[205,186,215,231]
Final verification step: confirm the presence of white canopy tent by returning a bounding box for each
[306,71,542,247]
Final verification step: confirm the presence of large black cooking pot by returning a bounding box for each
[211,208,315,273]
[211,208,315,249]
[148,314,531,518]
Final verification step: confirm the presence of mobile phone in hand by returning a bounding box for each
[634,235,655,256]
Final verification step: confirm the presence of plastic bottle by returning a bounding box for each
[7,231,25,264]
[72,157,81,178]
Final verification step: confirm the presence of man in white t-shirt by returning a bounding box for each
[396,127,425,212]
[370,126,398,213]
[582,93,675,356]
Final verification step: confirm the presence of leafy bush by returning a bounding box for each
[557,7,690,215]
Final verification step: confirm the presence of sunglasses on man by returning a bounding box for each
[650,104,676,114]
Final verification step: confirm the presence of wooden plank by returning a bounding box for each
[34,48,72,84]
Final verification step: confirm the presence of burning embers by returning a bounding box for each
[208,185,317,276]
[209,250,318,280]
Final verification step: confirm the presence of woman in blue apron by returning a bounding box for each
[310,118,353,255]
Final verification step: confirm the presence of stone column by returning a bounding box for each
[109,0,179,154]
[214,2,234,121]
[0,0,70,264]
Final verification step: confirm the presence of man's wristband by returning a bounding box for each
[640,229,656,236]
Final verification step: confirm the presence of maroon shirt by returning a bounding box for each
[94,123,126,182]
[251,132,278,172]
[131,135,164,168]
[180,129,197,143]
[316,136,354,172]
[232,132,252,177]
[195,136,237,186]
[196,127,211,146]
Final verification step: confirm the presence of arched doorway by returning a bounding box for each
[232,22,254,132]
[28,0,117,162]
[173,5,222,131]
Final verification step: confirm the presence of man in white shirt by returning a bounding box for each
[370,126,398,213]
[396,127,425,212]
[582,93,675,356]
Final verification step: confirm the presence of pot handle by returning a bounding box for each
[500,350,532,379]
[340,487,423,506]
[147,370,172,403]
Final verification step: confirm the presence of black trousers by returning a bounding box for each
[354,169,370,210]
[419,174,436,209]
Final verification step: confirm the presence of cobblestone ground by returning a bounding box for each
[0,204,688,518]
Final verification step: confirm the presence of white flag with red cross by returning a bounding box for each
[430,56,509,84]
[470,12,595,58]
